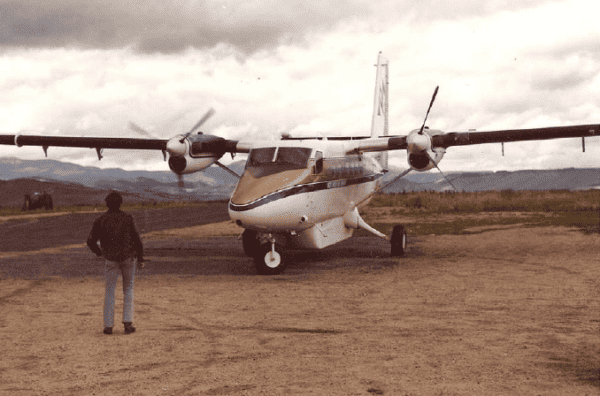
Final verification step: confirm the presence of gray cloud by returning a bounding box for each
[0,0,558,54]
[0,0,370,54]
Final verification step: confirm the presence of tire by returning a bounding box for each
[242,229,260,257]
[254,243,286,275]
[390,225,407,257]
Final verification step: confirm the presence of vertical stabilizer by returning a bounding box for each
[371,52,389,168]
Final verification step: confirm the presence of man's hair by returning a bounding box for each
[105,191,123,210]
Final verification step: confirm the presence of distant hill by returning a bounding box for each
[0,178,171,208]
[0,157,246,204]
[383,168,600,192]
[0,157,598,208]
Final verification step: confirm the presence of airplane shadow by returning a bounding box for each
[141,236,424,277]
[0,237,426,279]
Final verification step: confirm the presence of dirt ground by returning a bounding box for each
[0,211,599,395]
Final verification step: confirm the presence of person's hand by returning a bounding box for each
[135,256,145,270]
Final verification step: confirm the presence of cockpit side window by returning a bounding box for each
[276,147,312,168]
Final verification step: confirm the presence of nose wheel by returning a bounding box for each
[254,241,286,275]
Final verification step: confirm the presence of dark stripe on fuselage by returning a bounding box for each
[229,172,384,212]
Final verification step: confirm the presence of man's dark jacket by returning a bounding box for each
[87,209,143,262]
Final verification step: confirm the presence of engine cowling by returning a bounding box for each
[406,128,446,171]
[168,155,218,175]
[166,134,226,175]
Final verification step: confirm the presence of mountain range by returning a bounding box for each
[0,157,598,208]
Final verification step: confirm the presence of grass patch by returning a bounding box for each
[370,190,600,214]
[364,190,600,236]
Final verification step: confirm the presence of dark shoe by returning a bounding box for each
[103,327,113,335]
[123,322,136,334]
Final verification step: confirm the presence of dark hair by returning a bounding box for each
[105,191,123,210]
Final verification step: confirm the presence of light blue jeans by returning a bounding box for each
[104,257,136,328]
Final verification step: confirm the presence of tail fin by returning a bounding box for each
[371,52,389,168]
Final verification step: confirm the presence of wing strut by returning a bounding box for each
[355,167,413,207]
[424,151,459,192]
[214,161,241,179]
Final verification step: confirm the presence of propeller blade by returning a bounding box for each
[419,86,439,135]
[177,174,185,190]
[128,122,157,139]
[180,108,216,143]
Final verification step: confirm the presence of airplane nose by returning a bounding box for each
[166,136,187,157]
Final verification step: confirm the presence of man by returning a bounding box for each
[87,191,143,335]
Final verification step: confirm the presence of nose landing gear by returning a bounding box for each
[254,237,286,275]
[241,230,287,275]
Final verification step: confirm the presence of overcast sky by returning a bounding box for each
[1,0,599,173]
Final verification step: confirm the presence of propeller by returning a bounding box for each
[419,86,439,135]
[128,122,155,138]
[179,108,215,143]
[129,108,217,191]
[414,86,459,192]
[128,120,188,189]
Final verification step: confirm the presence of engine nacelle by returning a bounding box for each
[166,133,229,175]
[168,154,218,175]
[406,128,446,171]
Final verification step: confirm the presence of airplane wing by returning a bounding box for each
[349,124,600,153]
[0,135,168,150]
[431,124,600,148]
[0,134,248,157]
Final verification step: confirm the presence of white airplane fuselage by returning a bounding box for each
[228,139,385,250]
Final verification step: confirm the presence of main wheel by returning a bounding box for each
[254,243,286,275]
[390,225,407,257]
[242,229,260,257]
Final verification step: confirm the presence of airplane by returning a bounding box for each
[1,52,598,275]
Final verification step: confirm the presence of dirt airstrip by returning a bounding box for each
[0,207,599,395]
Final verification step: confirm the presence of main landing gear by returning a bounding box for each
[390,224,407,257]
[343,207,408,258]
[354,220,408,258]
[240,218,408,275]
[242,230,286,275]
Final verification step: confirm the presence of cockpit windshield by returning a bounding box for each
[248,147,277,166]
[246,147,312,177]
